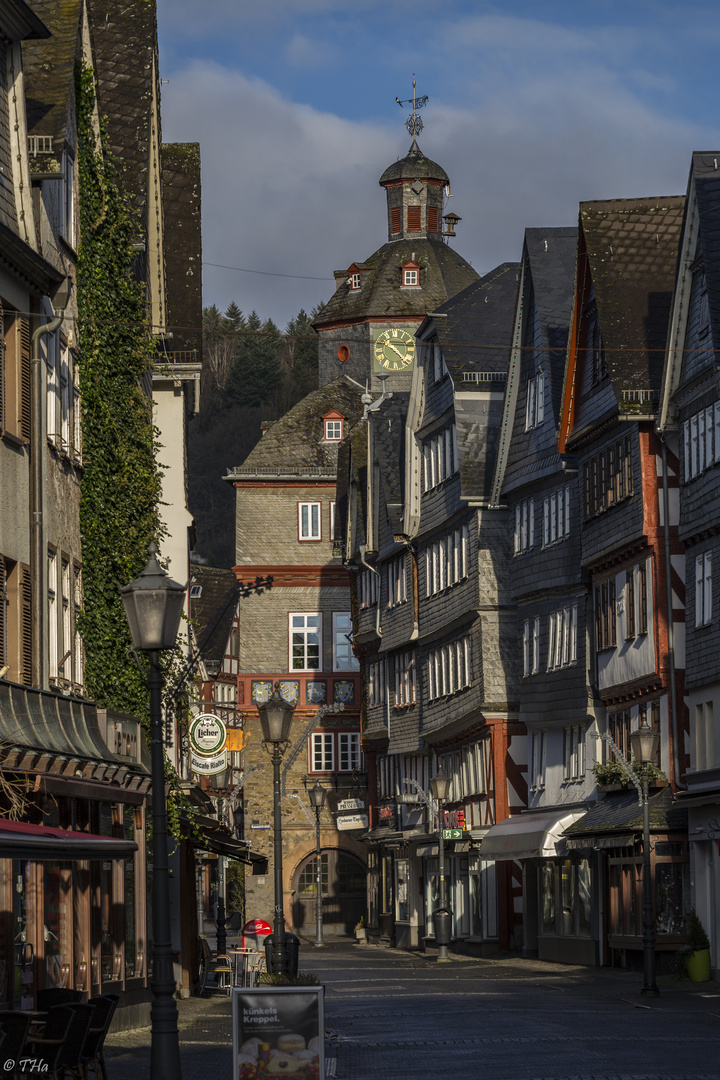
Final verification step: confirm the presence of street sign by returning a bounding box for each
[226,728,249,752]
[189,713,227,756]
[191,750,227,775]
[443,828,463,840]
[338,798,365,812]
[336,813,369,831]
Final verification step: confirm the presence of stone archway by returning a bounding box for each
[291,849,366,936]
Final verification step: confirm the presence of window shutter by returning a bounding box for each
[18,316,31,441]
[391,206,401,234]
[20,565,32,685]
[428,206,439,232]
[407,205,421,232]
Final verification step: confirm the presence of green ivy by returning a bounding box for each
[74,64,194,835]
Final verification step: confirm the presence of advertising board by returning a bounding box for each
[232,986,324,1080]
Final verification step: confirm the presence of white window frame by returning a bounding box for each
[394,650,416,706]
[289,613,322,672]
[338,732,361,772]
[332,612,359,672]
[368,657,386,707]
[350,273,361,290]
[403,268,418,287]
[523,620,530,677]
[387,555,407,607]
[532,616,540,673]
[359,567,379,608]
[298,501,322,541]
[696,552,712,628]
[325,419,343,441]
[311,732,334,772]
[63,151,75,248]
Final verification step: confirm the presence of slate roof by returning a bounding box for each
[162,143,202,354]
[225,377,366,478]
[689,153,720,361]
[23,0,82,170]
[424,263,521,501]
[85,0,159,218]
[502,227,577,492]
[581,195,685,399]
[378,138,449,186]
[314,237,479,329]
[371,394,410,536]
[565,786,687,839]
[189,567,238,671]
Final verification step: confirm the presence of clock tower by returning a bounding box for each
[314,137,480,389]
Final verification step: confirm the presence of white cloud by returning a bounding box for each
[284,33,332,69]
[159,19,720,328]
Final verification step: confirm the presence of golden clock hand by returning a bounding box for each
[387,343,405,358]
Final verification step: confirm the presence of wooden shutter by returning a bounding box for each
[20,564,32,685]
[428,206,439,232]
[18,315,31,441]
[406,206,421,232]
[390,206,401,234]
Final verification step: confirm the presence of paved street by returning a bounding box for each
[105,942,720,1079]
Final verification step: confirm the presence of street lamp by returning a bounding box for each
[429,769,452,963]
[257,682,295,974]
[308,783,326,947]
[121,544,185,1080]
[629,716,661,998]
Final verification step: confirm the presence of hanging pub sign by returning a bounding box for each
[442,807,466,830]
[190,750,227,775]
[232,985,324,1080]
[189,713,227,756]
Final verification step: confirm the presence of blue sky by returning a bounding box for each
[157,0,720,328]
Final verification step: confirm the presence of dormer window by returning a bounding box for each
[350,273,361,290]
[401,261,420,288]
[323,409,345,441]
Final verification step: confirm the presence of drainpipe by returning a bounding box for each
[30,305,64,688]
[661,435,686,790]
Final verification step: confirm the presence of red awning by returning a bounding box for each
[0,820,138,860]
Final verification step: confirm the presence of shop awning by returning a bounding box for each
[185,814,267,868]
[563,787,686,849]
[0,820,137,860]
[479,809,587,861]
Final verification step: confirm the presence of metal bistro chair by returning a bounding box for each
[22,1003,76,1079]
[37,988,83,1012]
[197,937,233,995]
[0,1012,33,1079]
[80,994,119,1080]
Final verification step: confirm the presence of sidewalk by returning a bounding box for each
[104,942,720,1080]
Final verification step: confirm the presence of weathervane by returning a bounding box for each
[396,75,428,138]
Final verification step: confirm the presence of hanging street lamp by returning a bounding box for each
[629,716,661,998]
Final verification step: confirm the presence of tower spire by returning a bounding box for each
[395,74,428,139]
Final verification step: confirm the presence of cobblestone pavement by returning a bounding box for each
[104,941,720,1079]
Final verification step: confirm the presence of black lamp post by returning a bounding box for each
[308,783,326,947]
[257,683,295,974]
[629,717,661,998]
[429,770,452,963]
[121,544,185,1080]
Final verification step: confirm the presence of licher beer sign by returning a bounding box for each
[189,713,227,757]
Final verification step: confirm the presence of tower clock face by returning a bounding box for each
[373,327,415,371]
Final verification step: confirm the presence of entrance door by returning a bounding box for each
[292,850,366,935]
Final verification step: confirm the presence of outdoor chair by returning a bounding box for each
[37,988,83,1012]
[0,1012,33,1078]
[54,1002,96,1079]
[197,936,234,994]
[80,994,118,1080]
[22,1003,76,1078]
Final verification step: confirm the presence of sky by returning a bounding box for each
[156,0,720,331]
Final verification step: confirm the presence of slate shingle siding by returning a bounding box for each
[517,593,590,727]
[509,474,583,598]
[0,39,18,233]
[679,265,716,386]
[578,425,644,566]
[418,619,482,740]
[685,532,720,689]
[419,473,463,536]
[378,553,416,653]
[420,365,454,430]
[678,389,720,543]
[417,518,476,641]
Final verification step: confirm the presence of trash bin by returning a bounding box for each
[242,918,272,952]
[265,931,300,977]
[432,907,452,947]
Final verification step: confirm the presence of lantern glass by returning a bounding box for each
[430,770,451,803]
[120,545,186,651]
[258,685,294,744]
[629,719,660,765]
[309,783,326,809]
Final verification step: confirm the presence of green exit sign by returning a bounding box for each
[443,829,463,840]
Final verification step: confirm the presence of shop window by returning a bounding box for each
[655,861,690,935]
